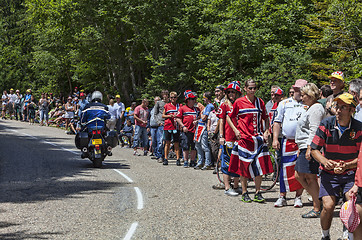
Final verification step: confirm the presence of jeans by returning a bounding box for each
[195,130,212,166]
[39,109,49,122]
[133,125,148,149]
[151,126,164,159]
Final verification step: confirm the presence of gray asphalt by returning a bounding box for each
[0,120,346,239]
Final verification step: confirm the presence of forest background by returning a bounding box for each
[0,0,361,104]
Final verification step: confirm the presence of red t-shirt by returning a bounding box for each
[229,96,267,137]
[175,105,200,133]
[134,105,149,127]
[164,103,182,130]
[268,101,279,132]
[216,102,237,142]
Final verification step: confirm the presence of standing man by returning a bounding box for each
[311,93,362,240]
[14,90,23,121]
[214,85,225,108]
[176,90,200,168]
[273,79,307,207]
[78,92,89,118]
[265,85,282,115]
[325,71,345,116]
[23,89,32,122]
[8,88,17,119]
[153,90,169,163]
[194,91,214,170]
[133,99,149,156]
[115,94,125,134]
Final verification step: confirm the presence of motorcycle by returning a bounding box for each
[75,128,118,168]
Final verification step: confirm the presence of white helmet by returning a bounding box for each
[91,91,103,102]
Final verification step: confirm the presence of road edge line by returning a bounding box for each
[123,222,138,240]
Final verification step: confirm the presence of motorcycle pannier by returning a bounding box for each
[75,132,89,149]
[106,130,118,148]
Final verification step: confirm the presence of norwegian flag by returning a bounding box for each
[184,90,196,100]
[279,138,303,193]
[193,124,206,142]
[226,81,241,93]
[229,135,274,178]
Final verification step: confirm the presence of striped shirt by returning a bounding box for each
[311,116,362,175]
[229,96,267,138]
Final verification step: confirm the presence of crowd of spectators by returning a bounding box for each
[3,72,362,240]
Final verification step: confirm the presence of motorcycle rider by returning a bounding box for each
[80,91,110,132]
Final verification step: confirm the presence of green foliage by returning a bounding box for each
[0,0,361,104]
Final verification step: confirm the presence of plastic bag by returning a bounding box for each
[340,195,360,232]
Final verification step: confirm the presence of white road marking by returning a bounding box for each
[60,147,78,155]
[134,187,144,210]
[113,169,134,183]
[42,140,58,147]
[23,133,38,139]
[123,222,138,240]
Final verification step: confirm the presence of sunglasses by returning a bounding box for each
[335,105,350,111]
[226,91,236,94]
[247,87,256,90]
[170,96,177,99]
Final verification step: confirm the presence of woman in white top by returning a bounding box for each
[295,83,325,218]
[107,99,118,131]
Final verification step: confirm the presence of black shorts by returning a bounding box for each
[180,131,195,151]
[164,130,180,142]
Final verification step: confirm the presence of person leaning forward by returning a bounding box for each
[311,93,362,240]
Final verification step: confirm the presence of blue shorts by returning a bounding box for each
[319,170,355,200]
[220,144,240,178]
[295,148,320,174]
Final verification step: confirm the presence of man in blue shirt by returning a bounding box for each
[194,91,215,170]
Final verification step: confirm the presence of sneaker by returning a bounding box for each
[321,236,330,240]
[201,165,212,170]
[234,187,243,195]
[176,159,181,166]
[294,196,303,208]
[213,168,217,174]
[183,161,189,168]
[190,161,196,168]
[157,158,163,163]
[144,151,148,156]
[241,192,252,203]
[253,192,265,203]
[274,196,287,207]
[212,182,225,190]
[163,159,168,165]
[224,188,239,196]
[133,151,141,156]
[194,164,203,170]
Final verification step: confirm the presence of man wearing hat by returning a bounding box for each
[14,89,23,121]
[8,88,17,119]
[175,90,200,168]
[266,85,283,115]
[78,92,89,117]
[311,93,362,240]
[23,89,32,121]
[273,79,308,207]
[325,71,345,117]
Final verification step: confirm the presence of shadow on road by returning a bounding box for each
[0,229,64,240]
[0,123,131,204]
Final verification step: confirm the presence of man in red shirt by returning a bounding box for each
[162,91,182,166]
[227,79,273,203]
[133,99,149,156]
[176,90,200,168]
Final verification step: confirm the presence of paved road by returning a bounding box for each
[0,120,346,239]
